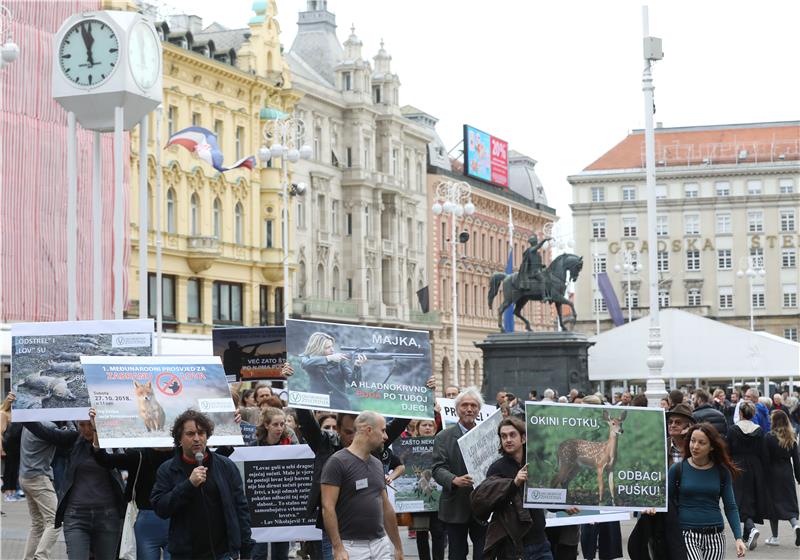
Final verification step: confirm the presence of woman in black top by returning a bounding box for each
[764,409,800,547]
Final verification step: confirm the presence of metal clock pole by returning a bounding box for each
[92,131,102,319]
[67,112,77,321]
[114,105,124,319]
[138,116,148,319]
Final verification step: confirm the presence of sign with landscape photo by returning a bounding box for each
[212,326,286,382]
[524,402,667,512]
[11,319,153,421]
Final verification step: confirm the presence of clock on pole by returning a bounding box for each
[52,10,163,321]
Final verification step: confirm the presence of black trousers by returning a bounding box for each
[580,522,623,560]
[445,519,487,560]
[417,513,446,560]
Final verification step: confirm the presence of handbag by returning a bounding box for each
[119,451,143,560]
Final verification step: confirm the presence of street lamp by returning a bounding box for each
[641,6,667,406]
[432,179,474,387]
[0,4,19,70]
[613,250,641,323]
[736,257,766,332]
[259,113,312,324]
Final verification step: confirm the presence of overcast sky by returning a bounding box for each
[165,0,800,233]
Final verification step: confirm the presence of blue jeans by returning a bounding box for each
[322,530,333,560]
[252,541,290,560]
[135,508,171,560]
[63,505,122,560]
[524,540,554,560]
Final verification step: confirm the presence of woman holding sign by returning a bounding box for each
[300,332,366,412]
[252,407,297,560]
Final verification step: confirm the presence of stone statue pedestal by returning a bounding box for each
[475,331,594,401]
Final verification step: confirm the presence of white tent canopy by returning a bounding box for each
[588,309,800,382]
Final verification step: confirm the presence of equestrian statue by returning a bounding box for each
[487,235,584,332]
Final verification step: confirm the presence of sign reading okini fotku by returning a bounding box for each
[524,402,667,512]
[285,319,433,419]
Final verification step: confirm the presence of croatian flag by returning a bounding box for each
[503,206,515,332]
[166,127,255,173]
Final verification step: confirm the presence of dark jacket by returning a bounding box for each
[93,447,173,509]
[691,404,728,438]
[728,424,769,523]
[297,408,408,527]
[764,433,800,519]
[432,423,477,524]
[24,422,125,528]
[151,448,253,559]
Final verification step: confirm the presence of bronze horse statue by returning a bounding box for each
[487,253,583,331]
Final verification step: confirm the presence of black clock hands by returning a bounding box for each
[80,22,96,67]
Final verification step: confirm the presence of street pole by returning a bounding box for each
[281,129,289,324]
[431,180,474,388]
[451,208,458,387]
[642,6,667,406]
[155,105,163,354]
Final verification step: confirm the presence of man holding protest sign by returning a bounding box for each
[321,411,404,560]
[432,387,488,560]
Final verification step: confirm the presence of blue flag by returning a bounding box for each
[503,247,515,332]
[597,272,624,327]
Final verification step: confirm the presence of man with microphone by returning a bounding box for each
[151,409,253,560]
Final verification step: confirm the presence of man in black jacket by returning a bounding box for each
[472,416,553,560]
[151,409,253,560]
[692,389,728,437]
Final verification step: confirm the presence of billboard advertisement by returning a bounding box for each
[463,124,508,188]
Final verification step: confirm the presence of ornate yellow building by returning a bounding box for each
[123,1,300,333]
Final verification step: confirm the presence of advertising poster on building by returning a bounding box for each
[463,124,509,188]
[390,437,441,513]
[82,356,243,448]
[212,326,286,382]
[11,319,153,422]
[228,445,321,542]
[285,319,434,419]
[524,402,667,512]
[457,407,503,487]
[436,398,498,427]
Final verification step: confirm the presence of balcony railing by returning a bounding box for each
[187,236,221,253]
[293,298,358,317]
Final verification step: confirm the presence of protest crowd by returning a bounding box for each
[2,373,800,560]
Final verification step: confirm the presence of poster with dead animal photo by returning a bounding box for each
[524,402,667,512]
[11,320,154,422]
[82,355,243,448]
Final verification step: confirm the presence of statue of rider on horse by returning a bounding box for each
[516,234,553,302]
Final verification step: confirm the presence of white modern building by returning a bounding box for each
[570,121,800,341]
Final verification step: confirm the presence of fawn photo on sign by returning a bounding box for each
[11,319,153,422]
[212,326,286,382]
[82,355,243,448]
[285,319,434,419]
[524,402,667,512]
[390,437,441,513]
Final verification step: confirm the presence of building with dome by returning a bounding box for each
[423,136,557,390]
[286,0,437,331]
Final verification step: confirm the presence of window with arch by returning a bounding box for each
[234,202,243,244]
[366,270,372,302]
[473,359,481,386]
[441,357,450,390]
[463,361,471,387]
[316,264,325,298]
[190,193,200,235]
[166,188,176,234]
[332,266,340,301]
[213,198,222,239]
[297,261,306,298]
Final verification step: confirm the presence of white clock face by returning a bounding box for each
[59,19,119,88]
[129,22,160,90]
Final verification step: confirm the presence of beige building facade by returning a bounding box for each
[570,121,800,341]
[126,1,300,333]
[285,1,436,330]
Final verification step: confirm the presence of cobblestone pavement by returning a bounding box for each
[3,496,800,559]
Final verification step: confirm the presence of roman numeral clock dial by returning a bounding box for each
[59,19,119,88]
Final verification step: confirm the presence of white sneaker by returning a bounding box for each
[747,528,760,551]
[765,536,779,546]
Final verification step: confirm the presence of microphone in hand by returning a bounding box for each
[190,452,207,487]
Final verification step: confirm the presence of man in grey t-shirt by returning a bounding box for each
[321,411,404,560]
